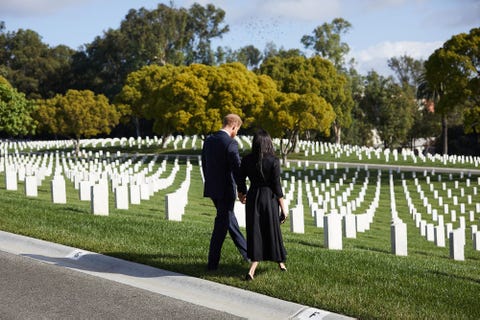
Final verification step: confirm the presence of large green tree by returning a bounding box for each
[35,90,122,153]
[301,18,352,71]
[0,76,36,137]
[342,68,373,146]
[184,3,229,65]
[360,71,416,149]
[388,55,441,150]
[300,18,354,144]
[421,27,480,154]
[0,28,74,99]
[71,2,228,100]
[117,62,271,140]
[257,91,335,162]
[259,54,348,146]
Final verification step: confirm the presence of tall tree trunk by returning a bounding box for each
[74,137,80,157]
[134,117,141,138]
[442,114,448,155]
[334,123,342,144]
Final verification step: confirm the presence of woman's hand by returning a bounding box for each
[238,192,247,204]
[280,211,288,224]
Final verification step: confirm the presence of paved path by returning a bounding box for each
[0,231,354,320]
[0,250,240,320]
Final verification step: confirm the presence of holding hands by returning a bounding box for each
[238,192,246,204]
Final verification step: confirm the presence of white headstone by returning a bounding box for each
[25,175,38,197]
[473,231,480,251]
[314,209,324,228]
[5,166,17,190]
[91,181,109,216]
[165,193,183,221]
[140,183,150,200]
[290,205,305,233]
[129,184,141,205]
[425,223,435,242]
[434,225,446,247]
[449,229,465,261]
[115,185,129,210]
[343,214,356,238]
[324,213,342,250]
[51,175,67,204]
[79,180,92,201]
[391,219,407,256]
[234,200,245,228]
[471,225,478,240]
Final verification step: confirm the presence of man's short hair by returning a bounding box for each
[223,114,242,127]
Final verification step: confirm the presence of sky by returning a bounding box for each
[1,0,479,76]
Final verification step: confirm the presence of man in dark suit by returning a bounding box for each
[202,114,248,270]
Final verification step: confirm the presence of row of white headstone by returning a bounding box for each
[399,174,480,260]
[233,162,479,260]
[234,165,383,251]
[1,150,192,218]
[4,134,480,169]
[287,139,480,168]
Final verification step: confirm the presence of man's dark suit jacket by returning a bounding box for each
[202,130,241,201]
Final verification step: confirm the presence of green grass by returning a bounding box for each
[1,147,480,319]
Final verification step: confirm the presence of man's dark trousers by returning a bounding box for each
[208,197,248,270]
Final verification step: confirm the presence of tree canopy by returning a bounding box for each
[259,54,349,144]
[0,76,36,137]
[359,72,416,148]
[0,28,74,99]
[116,62,271,139]
[422,27,480,154]
[35,90,123,151]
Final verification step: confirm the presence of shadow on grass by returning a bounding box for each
[430,270,480,285]
[351,245,390,254]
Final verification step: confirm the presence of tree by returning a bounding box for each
[388,55,424,88]
[0,76,36,137]
[0,28,74,99]
[301,18,352,71]
[115,64,180,138]
[259,54,349,146]
[342,69,374,146]
[185,3,229,65]
[360,71,416,149]
[257,91,335,162]
[387,55,440,149]
[117,62,269,140]
[421,27,480,154]
[71,3,228,100]
[300,18,354,143]
[35,90,122,153]
[234,45,263,70]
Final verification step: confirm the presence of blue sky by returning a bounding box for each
[1,0,479,76]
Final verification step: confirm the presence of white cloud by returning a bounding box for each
[352,40,443,76]
[357,41,442,61]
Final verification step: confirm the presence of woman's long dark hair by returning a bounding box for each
[251,129,275,179]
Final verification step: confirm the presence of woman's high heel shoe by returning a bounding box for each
[279,263,287,271]
[245,273,254,281]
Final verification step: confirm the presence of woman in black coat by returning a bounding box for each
[238,129,288,280]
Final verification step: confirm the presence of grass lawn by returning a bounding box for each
[0,143,479,319]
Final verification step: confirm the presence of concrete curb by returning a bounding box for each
[0,230,354,320]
